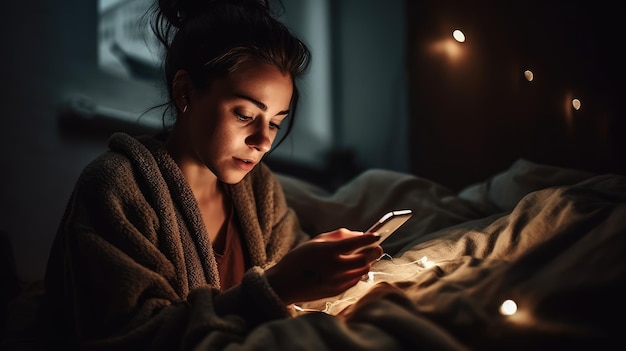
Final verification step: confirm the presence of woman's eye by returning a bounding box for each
[235,111,281,130]
[236,113,253,122]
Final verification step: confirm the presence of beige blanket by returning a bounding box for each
[243,159,624,350]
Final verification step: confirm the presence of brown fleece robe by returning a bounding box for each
[38,132,309,350]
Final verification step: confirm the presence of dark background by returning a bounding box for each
[405,0,625,190]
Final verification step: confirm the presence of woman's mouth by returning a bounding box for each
[234,157,255,171]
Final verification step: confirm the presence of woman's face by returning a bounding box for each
[180,61,293,184]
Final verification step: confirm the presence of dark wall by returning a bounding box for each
[406,0,625,191]
[1,1,162,283]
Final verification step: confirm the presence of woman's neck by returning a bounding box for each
[165,130,229,244]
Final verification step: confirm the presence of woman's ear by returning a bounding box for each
[172,70,193,114]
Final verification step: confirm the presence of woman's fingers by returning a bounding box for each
[312,229,382,260]
[344,233,381,252]
[266,229,383,304]
[324,232,381,254]
[312,228,357,242]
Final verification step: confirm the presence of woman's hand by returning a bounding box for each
[265,228,383,305]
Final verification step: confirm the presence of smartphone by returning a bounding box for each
[352,209,413,254]
[366,209,413,242]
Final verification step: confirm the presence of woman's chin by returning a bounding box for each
[220,170,250,184]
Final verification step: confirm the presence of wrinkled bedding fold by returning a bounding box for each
[268,159,625,350]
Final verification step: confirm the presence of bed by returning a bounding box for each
[244,158,625,350]
[2,158,624,350]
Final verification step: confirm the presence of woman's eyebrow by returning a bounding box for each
[234,93,290,115]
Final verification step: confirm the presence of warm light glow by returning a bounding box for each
[572,98,581,110]
[524,70,534,82]
[419,256,435,268]
[499,299,518,316]
[563,93,575,130]
[428,39,464,62]
[453,29,465,42]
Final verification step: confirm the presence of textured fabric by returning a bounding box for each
[37,132,309,350]
[215,205,245,291]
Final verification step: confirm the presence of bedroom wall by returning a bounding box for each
[0,0,407,285]
[1,1,137,286]
[405,0,625,191]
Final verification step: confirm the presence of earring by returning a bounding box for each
[181,95,188,113]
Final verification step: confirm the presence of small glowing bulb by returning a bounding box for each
[499,299,517,316]
[572,99,581,110]
[524,70,534,82]
[419,256,435,268]
[452,29,465,43]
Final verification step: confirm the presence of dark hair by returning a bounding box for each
[148,0,311,148]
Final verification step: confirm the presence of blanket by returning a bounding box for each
[3,158,624,350]
[243,158,624,350]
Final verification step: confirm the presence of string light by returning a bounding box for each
[418,256,435,268]
[295,255,527,324]
[293,253,440,314]
[453,29,465,42]
[378,253,434,267]
[294,301,339,313]
[499,299,518,316]
[524,70,534,82]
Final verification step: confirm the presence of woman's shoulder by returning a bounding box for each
[80,133,140,172]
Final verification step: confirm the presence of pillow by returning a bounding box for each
[458,158,597,212]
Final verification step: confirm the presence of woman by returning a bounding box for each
[37,0,382,349]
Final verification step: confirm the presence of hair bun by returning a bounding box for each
[158,0,270,27]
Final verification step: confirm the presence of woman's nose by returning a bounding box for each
[246,124,272,152]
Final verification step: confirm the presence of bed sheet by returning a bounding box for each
[246,158,626,350]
